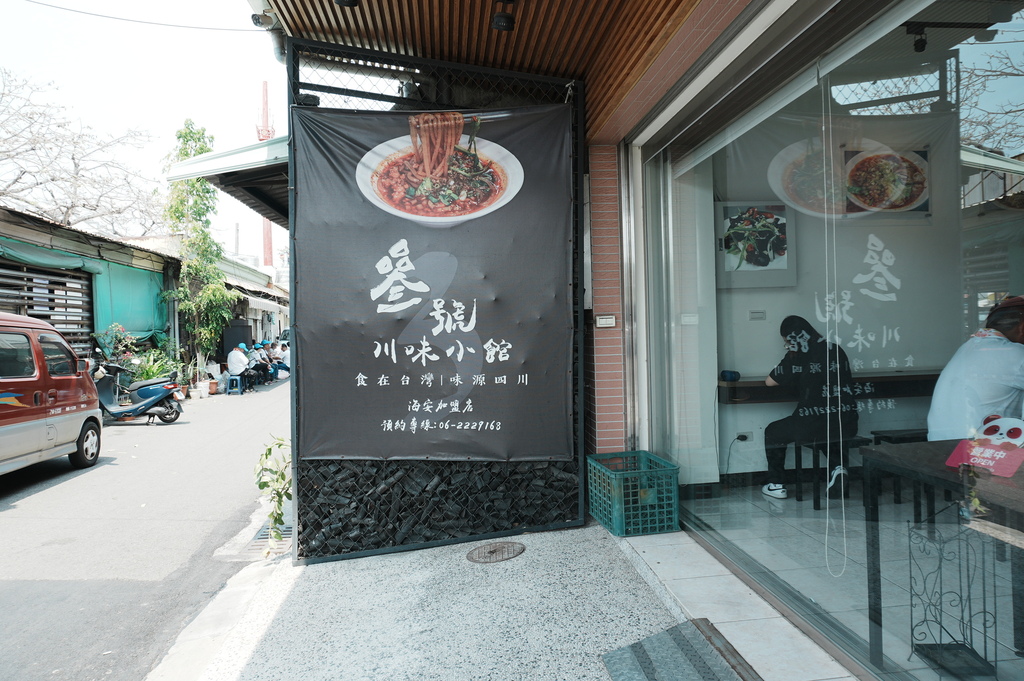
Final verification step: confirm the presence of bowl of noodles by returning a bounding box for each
[845,149,928,212]
[356,113,524,228]
[767,139,852,218]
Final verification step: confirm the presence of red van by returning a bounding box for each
[0,312,102,475]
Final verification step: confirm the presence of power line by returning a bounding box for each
[24,0,264,32]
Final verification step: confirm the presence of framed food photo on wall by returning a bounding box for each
[715,202,795,288]
[761,134,932,226]
[844,145,930,217]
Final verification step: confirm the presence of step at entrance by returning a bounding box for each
[603,618,762,681]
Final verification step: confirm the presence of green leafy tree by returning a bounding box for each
[164,119,219,233]
[163,120,239,379]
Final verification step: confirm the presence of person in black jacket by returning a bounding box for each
[761,315,859,500]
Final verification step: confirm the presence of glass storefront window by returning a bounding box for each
[643,1,1024,678]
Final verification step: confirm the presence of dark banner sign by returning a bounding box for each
[292,104,573,461]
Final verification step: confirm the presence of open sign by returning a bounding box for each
[946,415,1024,477]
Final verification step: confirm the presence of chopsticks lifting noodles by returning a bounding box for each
[408,111,465,182]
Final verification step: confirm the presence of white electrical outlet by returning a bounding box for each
[736,432,752,442]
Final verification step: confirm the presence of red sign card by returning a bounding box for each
[946,439,1024,477]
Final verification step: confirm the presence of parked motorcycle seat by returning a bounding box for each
[127,377,175,391]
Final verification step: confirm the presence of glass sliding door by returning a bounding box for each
[639,1,1024,678]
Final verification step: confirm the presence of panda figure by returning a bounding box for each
[977,414,1024,449]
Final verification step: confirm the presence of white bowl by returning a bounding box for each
[767,138,854,218]
[356,135,524,228]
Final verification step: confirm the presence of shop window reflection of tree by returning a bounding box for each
[830,16,1024,154]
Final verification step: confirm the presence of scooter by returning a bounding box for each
[91,357,185,424]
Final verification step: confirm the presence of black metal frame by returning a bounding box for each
[285,37,587,563]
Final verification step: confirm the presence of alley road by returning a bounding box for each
[0,381,291,681]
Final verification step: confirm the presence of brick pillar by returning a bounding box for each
[585,145,627,455]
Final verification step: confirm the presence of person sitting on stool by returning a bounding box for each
[247,342,272,385]
[228,343,257,393]
[762,315,859,500]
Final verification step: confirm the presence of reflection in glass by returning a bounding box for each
[646,2,1024,679]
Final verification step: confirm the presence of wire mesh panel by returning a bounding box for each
[288,38,585,561]
[830,54,958,117]
[298,459,580,560]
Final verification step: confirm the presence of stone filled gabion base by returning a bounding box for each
[296,458,582,560]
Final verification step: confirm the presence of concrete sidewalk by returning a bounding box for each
[146,516,856,681]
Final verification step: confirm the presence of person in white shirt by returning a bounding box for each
[247,342,272,385]
[227,343,256,392]
[260,342,280,381]
[928,295,1024,440]
[272,342,290,375]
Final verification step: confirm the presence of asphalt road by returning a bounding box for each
[0,380,291,681]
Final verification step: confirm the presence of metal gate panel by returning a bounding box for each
[0,258,93,352]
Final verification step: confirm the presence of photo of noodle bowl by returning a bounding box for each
[356,112,524,228]
[767,139,850,217]
[845,149,928,212]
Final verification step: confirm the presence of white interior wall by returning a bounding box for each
[708,112,964,475]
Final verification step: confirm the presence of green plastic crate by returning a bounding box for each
[587,451,679,536]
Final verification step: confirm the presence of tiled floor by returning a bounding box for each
[623,531,859,681]
[619,480,1023,681]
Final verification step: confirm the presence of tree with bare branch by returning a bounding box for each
[959,34,1024,152]
[834,26,1024,155]
[0,68,164,236]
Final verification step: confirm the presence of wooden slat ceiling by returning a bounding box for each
[265,0,702,142]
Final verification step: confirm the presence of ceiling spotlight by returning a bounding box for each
[335,0,358,7]
[491,0,514,32]
[913,33,927,52]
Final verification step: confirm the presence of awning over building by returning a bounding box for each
[961,146,1024,174]
[242,294,287,315]
[223,274,288,316]
[166,137,289,229]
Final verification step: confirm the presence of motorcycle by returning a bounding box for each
[91,356,185,424]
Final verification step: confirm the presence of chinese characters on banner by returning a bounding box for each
[291,105,574,461]
[814,233,915,370]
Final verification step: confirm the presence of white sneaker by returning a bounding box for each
[762,483,787,499]
[827,466,848,499]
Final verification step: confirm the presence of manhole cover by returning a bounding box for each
[467,541,526,563]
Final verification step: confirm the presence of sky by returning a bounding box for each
[4,0,1022,264]
[3,0,290,265]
